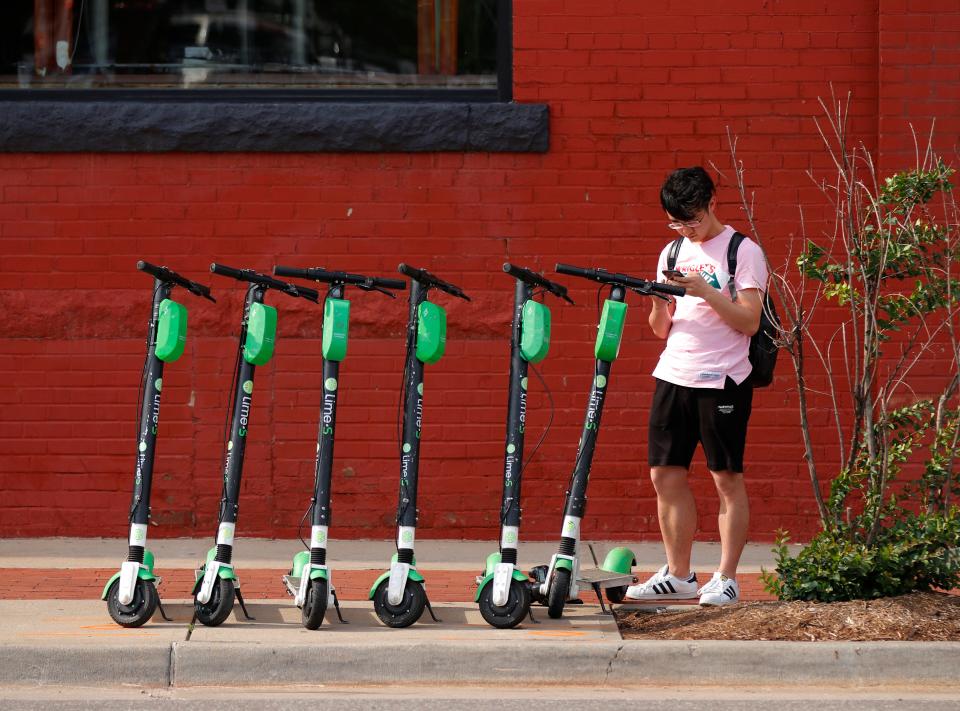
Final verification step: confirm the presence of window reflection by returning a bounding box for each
[1,0,498,89]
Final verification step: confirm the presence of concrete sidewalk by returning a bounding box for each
[0,537,792,571]
[1,539,957,691]
[3,599,960,689]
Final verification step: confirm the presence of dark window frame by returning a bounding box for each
[0,0,549,153]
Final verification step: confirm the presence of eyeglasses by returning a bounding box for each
[667,218,703,231]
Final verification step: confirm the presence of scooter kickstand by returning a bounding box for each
[156,597,173,622]
[424,594,442,623]
[527,606,540,624]
[332,591,349,624]
[235,589,256,621]
[592,582,610,615]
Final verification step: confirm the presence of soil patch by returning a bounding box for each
[616,591,960,641]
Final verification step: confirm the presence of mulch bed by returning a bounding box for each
[616,591,960,641]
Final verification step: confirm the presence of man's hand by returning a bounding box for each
[671,272,714,299]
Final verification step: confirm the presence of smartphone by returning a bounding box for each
[661,269,685,279]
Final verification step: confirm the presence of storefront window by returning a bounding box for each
[0,0,499,92]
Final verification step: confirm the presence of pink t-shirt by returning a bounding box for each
[652,226,768,388]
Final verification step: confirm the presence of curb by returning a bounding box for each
[1,645,171,686]
[6,641,960,687]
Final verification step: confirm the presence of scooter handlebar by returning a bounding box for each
[137,260,215,302]
[397,263,471,301]
[210,263,320,302]
[503,263,574,304]
[554,263,686,298]
[274,265,406,292]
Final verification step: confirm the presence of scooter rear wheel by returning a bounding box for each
[478,578,531,629]
[547,567,571,619]
[194,577,235,627]
[302,578,328,630]
[373,577,426,628]
[606,585,627,604]
[106,578,158,628]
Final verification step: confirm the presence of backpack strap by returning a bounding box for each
[726,231,747,300]
[666,236,684,270]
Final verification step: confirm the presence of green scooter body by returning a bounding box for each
[101,549,158,600]
[290,550,330,581]
[368,552,425,599]
[473,551,531,602]
[191,546,239,594]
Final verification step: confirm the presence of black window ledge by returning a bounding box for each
[0,95,549,153]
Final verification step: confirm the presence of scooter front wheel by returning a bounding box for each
[194,578,235,627]
[478,578,531,629]
[302,578,328,630]
[106,578,158,628]
[547,567,571,619]
[373,577,426,628]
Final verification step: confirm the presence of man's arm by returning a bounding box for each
[673,273,762,335]
[648,295,674,339]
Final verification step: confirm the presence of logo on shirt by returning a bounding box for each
[680,263,730,290]
[718,405,735,415]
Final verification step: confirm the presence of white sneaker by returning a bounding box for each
[625,564,698,601]
[698,572,740,606]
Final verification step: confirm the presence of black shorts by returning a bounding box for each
[647,376,753,474]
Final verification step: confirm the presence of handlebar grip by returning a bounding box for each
[653,282,686,297]
[210,263,246,280]
[376,276,407,291]
[554,263,594,279]
[503,262,527,280]
[136,260,163,279]
[397,263,424,280]
[273,265,308,279]
[296,285,320,302]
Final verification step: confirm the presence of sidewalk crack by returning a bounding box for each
[604,643,625,685]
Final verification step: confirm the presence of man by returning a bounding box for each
[626,166,767,606]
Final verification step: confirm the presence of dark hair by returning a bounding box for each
[660,167,716,221]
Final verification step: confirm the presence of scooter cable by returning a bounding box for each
[499,289,556,525]
[296,503,311,550]
[129,282,162,521]
[394,324,416,552]
[215,335,244,512]
[560,286,603,495]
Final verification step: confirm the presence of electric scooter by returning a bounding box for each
[535,263,684,619]
[474,263,572,629]
[102,261,214,628]
[274,265,406,630]
[369,263,470,628]
[192,264,318,627]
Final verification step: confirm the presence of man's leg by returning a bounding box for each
[650,465,696,578]
[709,470,748,578]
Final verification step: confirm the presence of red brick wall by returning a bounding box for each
[878,0,960,171]
[1,0,957,541]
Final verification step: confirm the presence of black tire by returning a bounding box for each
[194,577,236,627]
[478,578,531,629]
[373,577,426,628]
[547,567,571,619]
[302,578,328,630]
[106,578,158,628]
[606,585,627,604]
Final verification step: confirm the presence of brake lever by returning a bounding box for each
[189,284,217,303]
[287,284,319,303]
[631,285,672,302]
[358,281,398,299]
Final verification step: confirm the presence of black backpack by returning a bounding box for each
[666,232,780,388]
